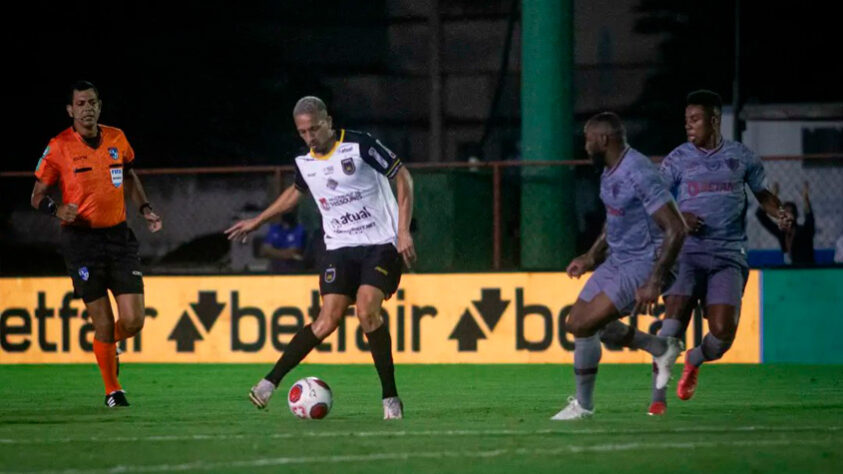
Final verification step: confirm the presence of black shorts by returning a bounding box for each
[60,222,144,303]
[319,243,402,300]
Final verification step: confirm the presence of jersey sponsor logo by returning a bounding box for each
[72,155,87,162]
[341,158,356,175]
[329,206,372,232]
[368,147,389,169]
[323,166,334,176]
[338,144,353,154]
[108,147,119,160]
[326,178,338,190]
[78,267,89,281]
[110,168,123,188]
[324,267,336,283]
[687,181,736,197]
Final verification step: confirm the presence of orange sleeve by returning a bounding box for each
[34,139,61,185]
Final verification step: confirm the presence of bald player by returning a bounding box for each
[552,112,686,420]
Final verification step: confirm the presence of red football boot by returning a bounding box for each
[647,401,667,416]
[677,354,699,401]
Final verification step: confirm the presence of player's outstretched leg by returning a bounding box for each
[250,294,351,409]
[553,294,616,420]
[600,319,684,394]
[677,304,736,401]
[358,285,402,419]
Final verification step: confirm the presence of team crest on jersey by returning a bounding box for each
[326,178,338,190]
[324,267,336,283]
[110,168,123,188]
[726,157,740,171]
[611,182,620,198]
[78,267,89,282]
[108,147,119,160]
[341,158,356,175]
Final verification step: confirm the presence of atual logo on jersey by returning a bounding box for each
[368,147,389,169]
[324,267,336,283]
[108,147,119,160]
[78,266,90,281]
[726,157,740,171]
[323,166,334,176]
[341,158,356,175]
[338,145,353,154]
[326,178,338,190]
[110,168,123,188]
[319,198,330,211]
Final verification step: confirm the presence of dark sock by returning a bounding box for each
[574,334,601,411]
[265,324,321,386]
[652,318,685,403]
[687,333,732,367]
[365,323,398,399]
[601,320,667,356]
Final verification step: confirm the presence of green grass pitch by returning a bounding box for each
[1,364,841,473]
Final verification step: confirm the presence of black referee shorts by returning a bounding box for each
[319,243,402,300]
[60,222,144,303]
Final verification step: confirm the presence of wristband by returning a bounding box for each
[139,203,152,214]
[39,196,57,216]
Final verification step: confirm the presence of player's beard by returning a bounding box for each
[590,151,606,169]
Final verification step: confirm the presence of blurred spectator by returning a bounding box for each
[756,181,815,265]
[260,212,306,273]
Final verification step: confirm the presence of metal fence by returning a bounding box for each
[1,154,841,275]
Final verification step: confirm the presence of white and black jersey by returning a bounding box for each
[294,129,403,251]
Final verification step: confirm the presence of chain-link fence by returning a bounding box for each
[2,155,841,276]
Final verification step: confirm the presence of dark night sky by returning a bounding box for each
[5,0,840,170]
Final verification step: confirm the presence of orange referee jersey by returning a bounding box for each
[34,125,135,228]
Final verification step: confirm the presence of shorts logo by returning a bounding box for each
[108,147,119,160]
[341,158,356,175]
[110,168,123,188]
[132,270,143,277]
[319,198,330,211]
[324,267,336,283]
[78,267,89,281]
[375,266,389,276]
[326,178,338,190]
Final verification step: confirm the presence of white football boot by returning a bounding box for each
[249,379,275,409]
[383,396,404,419]
[653,337,685,390]
[550,396,594,421]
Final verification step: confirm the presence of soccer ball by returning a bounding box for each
[288,377,333,419]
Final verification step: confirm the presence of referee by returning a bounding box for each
[31,81,162,407]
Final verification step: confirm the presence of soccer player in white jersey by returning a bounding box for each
[226,96,415,419]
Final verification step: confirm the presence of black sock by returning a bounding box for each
[365,323,398,399]
[265,324,320,387]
